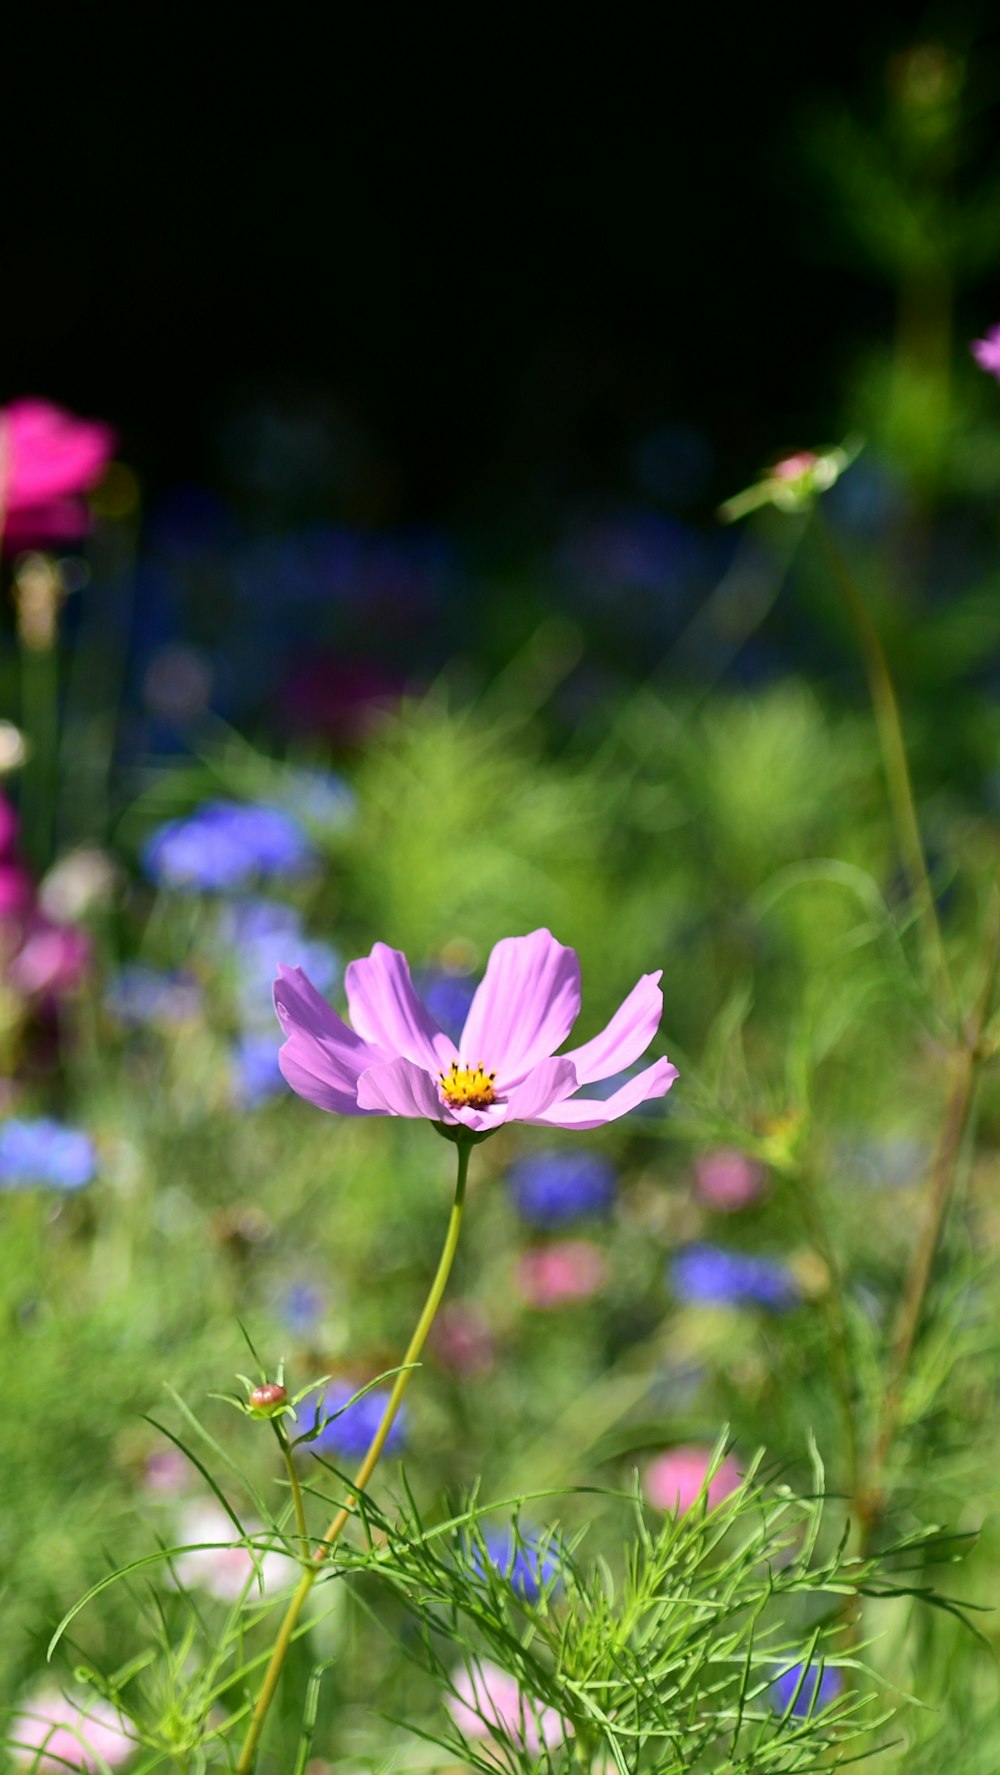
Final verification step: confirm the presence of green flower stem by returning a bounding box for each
[814,509,955,1023]
[234,1136,471,1775]
[858,912,999,1550]
[273,1419,309,1560]
[19,636,60,874]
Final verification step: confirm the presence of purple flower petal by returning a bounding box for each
[506,1057,578,1120]
[524,1056,678,1129]
[274,965,385,1113]
[461,930,581,1079]
[356,1056,450,1118]
[345,943,456,1072]
[562,971,663,1084]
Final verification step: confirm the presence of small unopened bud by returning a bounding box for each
[249,1382,288,1415]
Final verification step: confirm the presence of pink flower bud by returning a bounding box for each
[249,1381,288,1413]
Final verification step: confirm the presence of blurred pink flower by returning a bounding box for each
[515,1239,609,1309]
[644,1445,741,1514]
[0,795,19,858]
[0,862,34,918]
[972,325,1000,379]
[142,1447,192,1496]
[8,914,90,998]
[171,1502,296,1603]
[693,1148,764,1211]
[275,929,676,1133]
[0,398,115,548]
[431,1299,496,1376]
[8,1686,133,1772]
[448,1660,570,1757]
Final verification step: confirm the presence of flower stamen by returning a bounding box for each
[439,1059,497,1110]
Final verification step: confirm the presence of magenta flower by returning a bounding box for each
[274,929,677,1134]
[0,398,116,548]
[972,325,1000,380]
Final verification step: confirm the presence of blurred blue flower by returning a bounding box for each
[219,899,341,1028]
[668,1245,800,1312]
[312,1382,407,1460]
[281,1280,327,1335]
[104,964,202,1028]
[508,1151,616,1226]
[770,1661,842,1716]
[0,1118,96,1191]
[417,970,477,1044]
[473,1529,562,1604]
[279,767,357,834]
[231,1035,287,1106]
[143,801,314,892]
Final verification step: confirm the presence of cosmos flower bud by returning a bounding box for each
[248,1381,288,1417]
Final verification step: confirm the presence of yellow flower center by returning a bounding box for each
[439,1059,497,1110]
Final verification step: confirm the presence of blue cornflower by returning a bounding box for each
[0,1118,96,1191]
[770,1661,843,1716]
[669,1245,800,1312]
[142,801,314,892]
[474,1529,562,1604]
[508,1151,616,1226]
[104,964,202,1028]
[312,1382,407,1461]
[231,1035,287,1106]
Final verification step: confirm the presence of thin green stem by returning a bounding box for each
[274,1420,309,1560]
[234,1137,471,1775]
[794,1169,861,1499]
[19,639,60,873]
[814,510,955,1023]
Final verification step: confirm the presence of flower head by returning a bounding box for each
[669,1244,800,1312]
[770,1660,843,1716]
[972,325,1000,380]
[644,1445,741,1514]
[8,1686,133,1772]
[0,1118,96,1191]
[0,398,116,548]
[274,929,676,1136]
[508,1149,616,1224]
[143,801,314,892]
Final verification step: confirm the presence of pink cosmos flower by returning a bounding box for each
[448,1659,571,1757]
[8,1686,133,1772]
[693,1148,765,1212]
[644,1445,742,1515]
[0,398,116,548]
[971,325,1000,379]
[515,1239,609,1308]
[274,928,677,1134]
